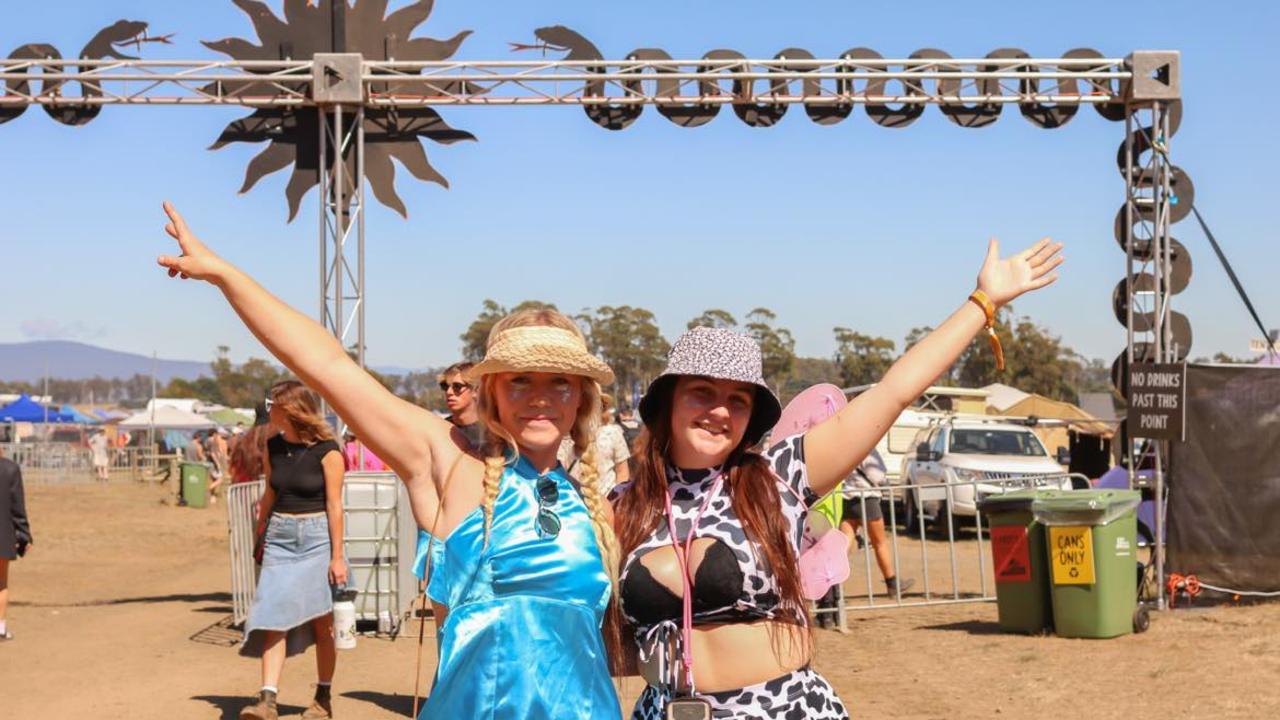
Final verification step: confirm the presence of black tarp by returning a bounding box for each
[1167,364,1280,592]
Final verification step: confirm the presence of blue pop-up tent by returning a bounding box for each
[0,394,74,423]
[60,405,99,424]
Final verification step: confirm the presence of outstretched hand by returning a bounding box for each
[976,237,1064,307]
[155,201,226,283]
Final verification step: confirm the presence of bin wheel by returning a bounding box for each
[1133,606,1151,634]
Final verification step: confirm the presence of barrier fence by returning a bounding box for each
[226,473,418,635]
[812,473,1102,632]
[1,442,164,483]
[227,470,1118,634]
[226,480,265,627]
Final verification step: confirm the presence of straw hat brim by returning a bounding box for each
[468,356,614,386]
[465,326,615,386]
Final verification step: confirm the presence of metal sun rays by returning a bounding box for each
[205,0,476,221]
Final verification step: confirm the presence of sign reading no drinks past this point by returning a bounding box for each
[1127,362,1187,441]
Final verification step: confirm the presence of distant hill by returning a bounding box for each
[0,341,209,384]
[0,341,428,384]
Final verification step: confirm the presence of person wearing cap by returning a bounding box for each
[155,202,623,720]
[610,237,1064,718]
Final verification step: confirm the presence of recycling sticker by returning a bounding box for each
[1049,526,1095,585]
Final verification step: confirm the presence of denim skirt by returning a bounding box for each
[240,512,339,658]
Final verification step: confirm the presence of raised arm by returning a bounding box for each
[155,202,464,517]
[804,237,1064,495]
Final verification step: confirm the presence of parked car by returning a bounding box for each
[900,418,1076,533]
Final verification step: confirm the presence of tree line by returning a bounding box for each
[5,299,1255,411]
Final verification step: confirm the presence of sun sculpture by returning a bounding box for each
[204,0,476,220]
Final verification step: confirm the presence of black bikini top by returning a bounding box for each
[614,435,817,633]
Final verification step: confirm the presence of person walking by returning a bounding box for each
[238,381,347,720]
[839,448,915,597]
[156,202,622,720]
[207,429,230,505]
[611,236,1063,718]
[0,448,34,641]
[89,429,110,483]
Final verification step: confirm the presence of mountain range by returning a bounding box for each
[0,341,425,384]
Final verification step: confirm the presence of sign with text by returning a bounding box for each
[991,525,1032,583]
[1127,362,1187,441]
[1049,526,1095,585]
[1248,338,1280,354]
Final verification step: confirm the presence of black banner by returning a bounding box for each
[1167,364,1280,594]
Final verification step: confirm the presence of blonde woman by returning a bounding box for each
[155,202,622,720]
[239,380,347,720]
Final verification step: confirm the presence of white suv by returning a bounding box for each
[901,419,1073,533]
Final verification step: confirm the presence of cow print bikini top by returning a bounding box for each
[612,434,818,636]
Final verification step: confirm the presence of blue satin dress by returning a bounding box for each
[414,455,621,719]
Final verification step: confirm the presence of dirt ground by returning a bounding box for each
[3,480,1278,719]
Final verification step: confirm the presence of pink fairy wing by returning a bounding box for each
[770,383,847,443]
[799,529,851,600]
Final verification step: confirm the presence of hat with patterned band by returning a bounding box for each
[467,326,615,386]
[639,326,782,447]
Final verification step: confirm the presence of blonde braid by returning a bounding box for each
[573,431,621,590]
[481,453,505,548]
[573,394,622,586]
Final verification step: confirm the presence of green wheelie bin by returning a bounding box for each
[978,490,1053,634]
[180,462,210,509]
[1034,489,1142,638]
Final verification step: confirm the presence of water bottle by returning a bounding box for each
[332,586,358,650]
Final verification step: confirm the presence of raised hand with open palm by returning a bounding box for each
[977,236,1064,307]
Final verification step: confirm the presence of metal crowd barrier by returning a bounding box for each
[810,473,1093,632]
[226,479,265,627]
[1,442,163,483]
[1,442,94,483]
[226,472,419,635]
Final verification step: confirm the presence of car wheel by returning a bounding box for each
[930,500,954,539]
[904,488,922,535]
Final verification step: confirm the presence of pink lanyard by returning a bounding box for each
[661,471,724,692]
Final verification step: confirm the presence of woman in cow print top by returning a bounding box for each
[610,238,1064,719]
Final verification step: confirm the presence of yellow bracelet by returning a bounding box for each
[968,289,1005,371]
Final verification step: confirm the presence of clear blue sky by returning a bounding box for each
[1,0,1276,371]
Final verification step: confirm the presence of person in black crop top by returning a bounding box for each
[239,380,347,720]
[615,234,1067,720]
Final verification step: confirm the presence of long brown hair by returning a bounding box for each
[229,424,269,481]
[612,381,810,654]
[268,380,334,446]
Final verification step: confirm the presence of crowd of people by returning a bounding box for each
[154,199,1062,719]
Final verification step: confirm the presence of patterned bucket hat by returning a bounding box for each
[639,326,782,447]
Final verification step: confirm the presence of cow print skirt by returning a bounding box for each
[630,666,848,720]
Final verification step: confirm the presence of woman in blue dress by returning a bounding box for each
[154,202,622,720]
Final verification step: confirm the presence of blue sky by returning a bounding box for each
[1,0,1276,371]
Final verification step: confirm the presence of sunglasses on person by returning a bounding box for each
[439,381,472,394]
[264,395,274,412]
[536,476,561,538]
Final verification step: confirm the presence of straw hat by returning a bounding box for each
[467,326,615,385]
[639,326,782,447]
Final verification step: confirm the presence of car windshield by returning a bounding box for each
[949,429,1047,457]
